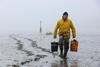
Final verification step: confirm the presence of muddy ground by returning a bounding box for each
[0,33,100,67]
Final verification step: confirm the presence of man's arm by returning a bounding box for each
[70,20,76,38]
[53,21,59,38]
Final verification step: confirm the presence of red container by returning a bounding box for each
[70,39,78,52]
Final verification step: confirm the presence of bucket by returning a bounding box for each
[70,39,78,52]
[51,42,58,52]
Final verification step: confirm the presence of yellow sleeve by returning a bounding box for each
[53,21,60,36]
[70,20,76,38]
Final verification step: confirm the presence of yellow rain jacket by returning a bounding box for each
[53,18,76,38]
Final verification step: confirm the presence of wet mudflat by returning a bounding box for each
[0,33,100,67]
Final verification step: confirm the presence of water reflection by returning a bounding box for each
[71,60,78,67]
[51,59,78,67]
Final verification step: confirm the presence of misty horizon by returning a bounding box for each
[0,0,100,35]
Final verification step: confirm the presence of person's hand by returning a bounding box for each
[73,36,76,40]
[54,35,57,39]
[72,38,76,40]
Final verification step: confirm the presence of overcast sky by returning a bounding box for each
[0,0,100,34]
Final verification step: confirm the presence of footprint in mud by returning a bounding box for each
[20,55,48,65]
[21,50,34,56]
[19,53,47,65]
[21,59,33,65]
[34,55,48,61]
[7,64,20,67]
[12,65,20,67]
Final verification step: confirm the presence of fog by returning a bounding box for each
[0,0,100,35]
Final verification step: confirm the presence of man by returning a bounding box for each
[53,12,76,59]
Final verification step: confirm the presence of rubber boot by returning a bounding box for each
[63,49,68,59]
[59,49,63,58]
[59,44,63,58]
